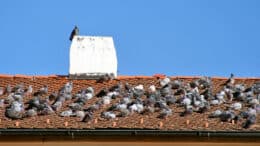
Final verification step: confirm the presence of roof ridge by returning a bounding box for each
[0,74,259,79]
[0,74,62,79]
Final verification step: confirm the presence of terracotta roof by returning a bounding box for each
[0,74,259,131]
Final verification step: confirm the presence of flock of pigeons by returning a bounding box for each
[0,74,259,129]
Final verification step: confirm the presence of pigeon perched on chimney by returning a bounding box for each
[69,26,79,41]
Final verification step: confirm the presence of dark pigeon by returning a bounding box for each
[69,26,79,41]
[82,112,93,122]
[243,115,256,129]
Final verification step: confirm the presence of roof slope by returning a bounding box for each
[0,74,259,131]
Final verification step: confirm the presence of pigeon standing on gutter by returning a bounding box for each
[69,26,79,41]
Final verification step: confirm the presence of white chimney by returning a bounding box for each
[69,36,118,79]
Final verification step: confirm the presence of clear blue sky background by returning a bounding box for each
[0,0,259,77]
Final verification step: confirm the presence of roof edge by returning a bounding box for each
[0,129,259,141]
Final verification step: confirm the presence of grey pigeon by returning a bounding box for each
[118,108,130,117]
[157,108,172,119]
[180,105,193,117]
[63,82,73,94]
[6,85,12,94]
[26,85,33,95]
[26,96,40,110]
[208,110,222,118]
[34,85,48,96]
[86,86,94,94]
[165,94,176,105]
[48,92,58,103]
[141,106,155,115]
[160,84,172,97]
[220,110,235,122]
[52,101,63,111]
[25,108,37,117]
[85,101,101,113]
[69,102,84,111]
[96,73,114,83]
[40,103,54,115]
[171,80,182,89]
[5,101,24,119]
[5,93,15,104]
[133,85,144,98]
[197,76,212,89]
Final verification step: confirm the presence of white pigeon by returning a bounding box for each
[210,99,221,105]
[160,77,171,87]
[149,85,156,93]
[231,102,242,110]
[60,109,73,117]
[102,96,111,105]
[116,104,127,111]
[85,93,93,100]
[102,111,116,119]
[182,97,191,106]
[134,84,144,91]
[76,111,85,119]
[129,104,144,113]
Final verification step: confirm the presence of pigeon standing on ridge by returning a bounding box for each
[224,73,235,87]
[96,73,115,83]
[69,26,79,41]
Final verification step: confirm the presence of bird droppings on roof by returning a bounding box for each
[0,74,259,131]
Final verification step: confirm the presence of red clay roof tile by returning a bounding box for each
[0,75,259,131]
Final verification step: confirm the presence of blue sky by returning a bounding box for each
[0,0,259,77]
